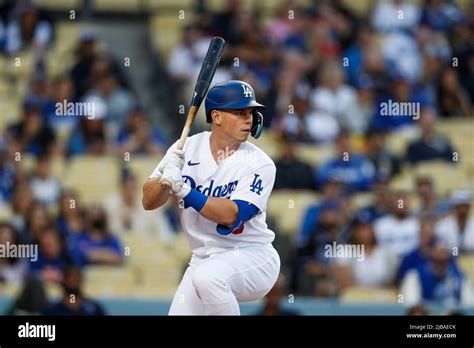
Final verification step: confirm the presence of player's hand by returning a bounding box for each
[157,148,185,179]
[159,163,190,198]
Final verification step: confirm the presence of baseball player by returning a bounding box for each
[142,80,280,315]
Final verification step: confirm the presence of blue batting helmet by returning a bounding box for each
[205,80,265,139]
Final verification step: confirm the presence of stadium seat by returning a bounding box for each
[340,287,398,303]
[34,0,82,10]
[147,0,193,10]
[149,14,191,59]
[458,255,474,282]
[63,156,120,205]
[412,161,469,194]
[267,190,319,236]
[296,144,333,167]
[126,155,162,182]
[92,0,144,12]
[0,98,21,130]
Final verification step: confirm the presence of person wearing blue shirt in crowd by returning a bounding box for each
[316,129,375,192]
[30,226,74,284]
[115,106,167,156]
[0,137,16,203]
[371,73,430,132]
[69,206,123,267]
[396,213,437,284]
[6,98,56,156]
[405,106,456,165]
[357,174,392,222]
[294,199,346,296]
[42,265,105,315]
[400,242,467,306]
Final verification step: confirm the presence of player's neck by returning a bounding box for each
[209,132,240,164]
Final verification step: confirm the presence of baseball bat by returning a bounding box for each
[161,36,225,189]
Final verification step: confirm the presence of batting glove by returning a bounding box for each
[156,148,185,180]
[159,163,191,198]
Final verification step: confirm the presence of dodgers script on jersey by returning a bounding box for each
[149,131,276,257]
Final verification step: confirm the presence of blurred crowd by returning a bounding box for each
[0,0,473,315]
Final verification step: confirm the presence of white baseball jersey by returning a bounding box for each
[149,131,276,257]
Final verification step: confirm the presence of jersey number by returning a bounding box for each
[250,174,263,195]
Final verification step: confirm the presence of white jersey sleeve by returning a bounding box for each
[148,140,179,179]
[229,161,276,214]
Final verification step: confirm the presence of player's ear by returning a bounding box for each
[211,110,222,126]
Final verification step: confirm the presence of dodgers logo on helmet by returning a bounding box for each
[205,80,265,123]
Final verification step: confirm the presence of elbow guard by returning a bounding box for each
[216,200,259,235]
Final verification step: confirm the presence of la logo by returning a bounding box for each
[241,84,253,98]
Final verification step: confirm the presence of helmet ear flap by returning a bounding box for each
[251,111,264,139]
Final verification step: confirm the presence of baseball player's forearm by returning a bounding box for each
[199,197,238,227]
[142,178,170,210]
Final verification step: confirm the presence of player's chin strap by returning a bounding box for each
[251,111,264,139]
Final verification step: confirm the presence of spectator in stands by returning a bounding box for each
[56,189,84,239]
[296,199,346,296]
[310,60,359,131]
[4,274,48,315]
[10,183,34,233]
[316,129,375,192]
[71,31,98,98]
[42,265,105,315]
[3,2,52,55]
[167,24,204,86]
[30,153,62,209]
[372,0,420,33]
[365,127,401,179]
[396,213,437,283]
[114,106,167,156]
[255,273,300,316]
[436,67,471,117]
[6,98,56,156]
[400,242,473,307]
[374,191,420,257]
[371,74,427,131]
[415,176,449,216]
[405,106,457,165]
[43,75,79,138]
[66,96,107,156]
[0,137,16,203]
[335,212,397,289]
[104,168,175,243]
[69,206,124,267]
[419,0,465,33]
[357,174,392,222]
[85,63,136,135]
[435,189,474,253]
[296,180,346,247]
[273,137,315,190]
[407,305,429,315]
[30,226,73,283]
[0,222,28,286]
[23,202,51,243]
[274,88,335,144]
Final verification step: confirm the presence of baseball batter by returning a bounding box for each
[142,80,280,315]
